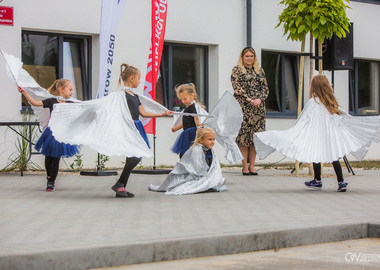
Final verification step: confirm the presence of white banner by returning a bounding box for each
[96,0,128,98]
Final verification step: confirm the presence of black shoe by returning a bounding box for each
[242,170,250,176]
[46,181,55,192]
[112,183,134,198]
[305,179,322,190]
[115,191,135,198]
[337,181,348,192]
[249,170,258,175]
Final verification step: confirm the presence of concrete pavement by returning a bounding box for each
[0,167,379,269]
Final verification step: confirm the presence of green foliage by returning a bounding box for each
[1,113,42,172]
[69,154,83,171]
[276,0,351,42]
[98,154,110,171]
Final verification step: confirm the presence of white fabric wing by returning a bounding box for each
[49,91,153,157]
[204,91,244,164]
[172,102,209,127]
[148,144,227,195]
[1,50,80,130]
[254,98,380,163]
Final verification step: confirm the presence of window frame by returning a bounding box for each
[21,30,92,113]
[350,0,380,5]
[349,59,380,116]
[160,42,209,110]
[262,50,301,119]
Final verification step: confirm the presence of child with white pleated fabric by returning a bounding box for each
[254,74,380,192]
[111,63,172,198]
[18,79,80,192]
[304,75,347,191]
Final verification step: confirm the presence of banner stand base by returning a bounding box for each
[132,169,171,175]
[80,171,118,176]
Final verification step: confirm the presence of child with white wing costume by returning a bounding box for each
[149,92,244,195]
[253,75,380,192]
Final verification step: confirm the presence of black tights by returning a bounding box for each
[313,161,344,182]
[45,156,60,183]
[116,157,141,187]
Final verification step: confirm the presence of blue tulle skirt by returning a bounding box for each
[35,127,80,158]
[171,126,197,155]
[134,120,150,148]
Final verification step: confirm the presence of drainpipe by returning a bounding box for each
[246,0,252,47]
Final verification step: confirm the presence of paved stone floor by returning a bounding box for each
[93,238,380,270]
[0,167,379,269]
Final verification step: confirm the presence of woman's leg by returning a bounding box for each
[239,146,249,173]
[248,146,257,173]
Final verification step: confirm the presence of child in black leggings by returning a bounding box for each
[110,63,172,198]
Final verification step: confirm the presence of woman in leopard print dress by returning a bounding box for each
[231,47,269,175]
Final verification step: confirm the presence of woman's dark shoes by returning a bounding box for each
[249,170,258,175]
[242,170,250,176]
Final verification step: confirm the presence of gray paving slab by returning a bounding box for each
[91,238,380,270]
[0,168,379,270]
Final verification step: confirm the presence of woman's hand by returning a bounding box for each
[247,97,261,107]
[17,86,25,93]
[252,99,261,107]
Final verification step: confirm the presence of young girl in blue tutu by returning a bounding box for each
[171,83,207,158]
[18,79,80,192]
[111,63,172,198]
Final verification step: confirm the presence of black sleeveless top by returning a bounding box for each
[42,98,73,114]
[125,92,141,120]
[183,103,197,130]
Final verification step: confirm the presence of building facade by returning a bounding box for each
[1,0,380,170]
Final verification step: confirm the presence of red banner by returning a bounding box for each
[142,0,168,135]
[0,6,14,26]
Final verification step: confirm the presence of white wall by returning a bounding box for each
[1,0,380,170]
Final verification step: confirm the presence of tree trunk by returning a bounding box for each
[295,37,306,176]
[318,39,323,74]
[318,38,324,174]
[307,31,314,176]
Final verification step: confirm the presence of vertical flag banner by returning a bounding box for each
[97,0,128,98]
[142,0,168,134]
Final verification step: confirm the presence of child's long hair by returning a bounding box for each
[237,46,260,73]
[175,83,206,110]
[48,79,71,96]
[310,75,341,115]
[118,63,140,87]
[192,127,215,147]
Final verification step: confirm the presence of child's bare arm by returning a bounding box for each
[18,87,43,106]
[172,123,183,132]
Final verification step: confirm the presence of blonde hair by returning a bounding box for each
[48,79,71,96]
[118,63,140,87]
[175,83,206,110]
[310,75,341,115]
[192,127,215,147]
[237,46,260,73]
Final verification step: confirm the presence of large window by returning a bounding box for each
[349,60,380,115]
[159,43,208,110]
[21,31,92,111]
[262,51,300,117]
